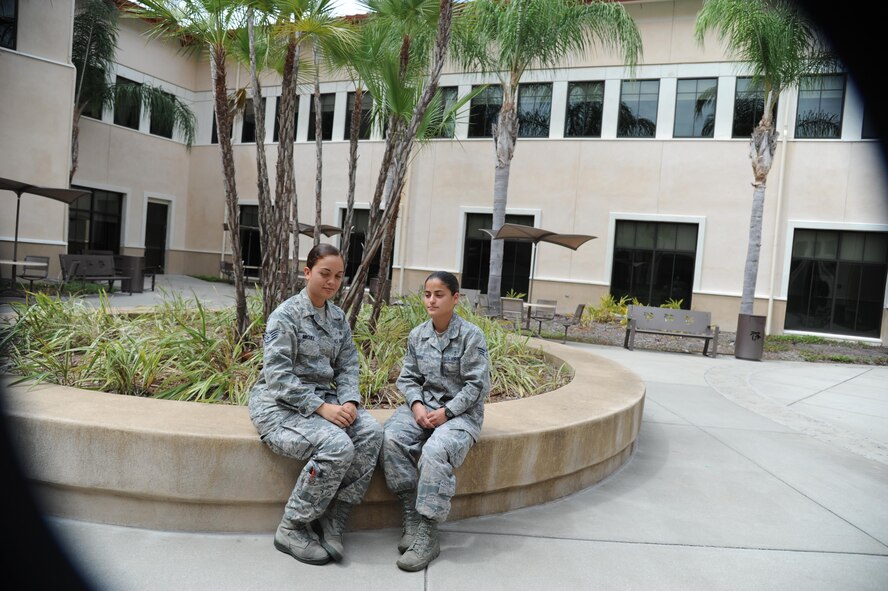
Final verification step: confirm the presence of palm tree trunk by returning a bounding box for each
[486,95,518,316]
[247,12,278,320]
[336,87,364,306]
[211,47,248,338]
[70,112,81,185]
[313,47,323,248]
[740,120,778,315]
[275,36,300,296]
[369,177,402,329]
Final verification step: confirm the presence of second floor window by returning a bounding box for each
[795,74,845,139]
[674,78,716,138]
[618,79,659,138]
[307,93,335,141]
[344,91,373,140]
[0,0,17,50]
[114,76,141,130]
[565,81,604,138]
[517,83,552,138]
[149,91,176,139]
[732,77,778,138]
[240,98,264,143]
[468,85,502,138]
[431,86,458,139]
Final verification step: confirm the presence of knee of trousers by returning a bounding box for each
[417,437,449,471]
[317,429,356,465]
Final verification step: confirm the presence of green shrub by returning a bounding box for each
[1,290,569,408]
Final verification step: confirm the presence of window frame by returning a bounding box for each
[343,90,373,141]
[113,76,142,131]
[516,82,552,138]
[307,92,336,142]
[564,80,604,138]
[673,77,717,139]
[794,73,846,139]
[468,85,503,138]
[617,79,659,138]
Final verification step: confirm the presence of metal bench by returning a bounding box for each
[59,254,133,295]
[623,304,719,357]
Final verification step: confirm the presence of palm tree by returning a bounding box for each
[452,0,641,315]
[338,0,456,327]
[128,0,250,338]
[695,0,835,332]
[71,0,196,184]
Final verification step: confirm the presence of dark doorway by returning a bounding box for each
[144,201,168,273]
[240,205,261,268]
[340,208,393,286]
[461,213,534,296]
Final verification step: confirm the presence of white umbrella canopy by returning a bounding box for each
[0,176,91,261]
[481,223,597,302]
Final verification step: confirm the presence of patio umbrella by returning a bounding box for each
[0,176,91,263]
[296,222,344,238]
[481,223,596,303]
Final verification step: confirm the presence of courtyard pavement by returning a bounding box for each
[4,276,887,590]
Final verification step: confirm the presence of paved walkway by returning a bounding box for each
[4,277,887,590]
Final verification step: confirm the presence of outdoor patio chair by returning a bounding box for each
[19,255,49,291]
[559,303,586,343]
[530,299,557,336]
[501,297,526,331]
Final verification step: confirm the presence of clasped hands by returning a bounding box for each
[411,401,448,429]
[317,401,358,428]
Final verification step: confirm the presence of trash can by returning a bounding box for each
[115,255,145,294]
[735,313,766,361]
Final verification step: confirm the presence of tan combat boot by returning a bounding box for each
[274,519,330,565]
[396,516,440,572]
[397,490,421,554]
[314,499,353,562]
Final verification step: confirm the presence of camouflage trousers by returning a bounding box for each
[261,409,383,524]
[381,405,474,523]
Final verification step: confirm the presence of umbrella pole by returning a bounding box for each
[528,242,537,304]
[13,191,22,263]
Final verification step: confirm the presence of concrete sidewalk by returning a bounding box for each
[5,276,887,589]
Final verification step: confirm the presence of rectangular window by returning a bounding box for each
[468,85,502,138]
[517,83,552,138]
[861,107,879,140]
[239,205,261,268]
[732,77,777,138]
[273,95,299,143]
[610,220,698,308]
[68,187,123,255]
[240,98,265,143]
[307,93,335,141]
[617,79,659,138]
[344,91,372,140]
[114,76,142,130]
[432,86,458,139]
[795,74,845,139]
[786,229,887,338]
[564,81,604,138]
[149,91,176,139]
[674,78,717,138]
[461,213,535,296]
[0,0,17,50]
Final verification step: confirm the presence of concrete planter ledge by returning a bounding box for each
[3,339,645,533]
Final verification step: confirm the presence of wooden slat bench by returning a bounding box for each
[623,304,719,358]
[59,254,133,295]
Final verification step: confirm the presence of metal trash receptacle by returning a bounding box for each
[735,313,766,360]
[115,255,145,294]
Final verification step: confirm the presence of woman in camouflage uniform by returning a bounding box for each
[382,271,491,571]
[249,244,383,565]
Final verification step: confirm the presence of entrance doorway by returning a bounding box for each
[144,201,168,273]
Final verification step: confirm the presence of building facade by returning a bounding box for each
[2,0,887,342]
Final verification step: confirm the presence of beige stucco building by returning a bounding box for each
[2,0,887,342]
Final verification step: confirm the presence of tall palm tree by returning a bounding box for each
[452,0,641,315]
[695,0,835,327]
[71,0,196,184]
[128,0,250,338]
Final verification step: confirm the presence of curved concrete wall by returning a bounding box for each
[3,340,645,533]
